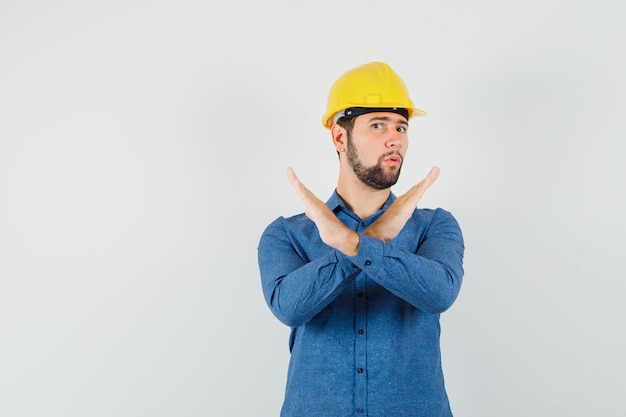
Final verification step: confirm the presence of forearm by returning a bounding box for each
[352,210,465,313]
[258,221,358,327]
[261,256,357,327]
[366,240,463,313]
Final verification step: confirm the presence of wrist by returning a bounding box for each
[338,230,359,257]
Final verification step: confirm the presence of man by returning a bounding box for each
[258,61,465,416]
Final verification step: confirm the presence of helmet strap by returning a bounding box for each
[334,107,409,124]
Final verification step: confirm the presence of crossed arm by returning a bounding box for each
[286,166,441,254]
[258,166,463,327]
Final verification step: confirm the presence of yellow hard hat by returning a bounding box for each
[321,61,426,129]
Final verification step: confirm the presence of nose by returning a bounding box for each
[385,131,404,149]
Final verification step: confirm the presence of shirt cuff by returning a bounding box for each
[337,233,384,275]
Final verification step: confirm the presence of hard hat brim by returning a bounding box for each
[322,105,427,129]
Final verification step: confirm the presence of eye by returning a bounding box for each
[397,126,407,133]
[371,122,383,129]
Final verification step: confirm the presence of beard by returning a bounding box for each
[346,134,403,190]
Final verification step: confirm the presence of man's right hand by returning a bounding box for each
[364,167,440,243]
[287,167,360,256]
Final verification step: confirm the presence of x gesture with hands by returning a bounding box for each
[286,166,440,255]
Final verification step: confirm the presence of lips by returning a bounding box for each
[383,153,402,165]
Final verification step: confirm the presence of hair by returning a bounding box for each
[336,116,355,134]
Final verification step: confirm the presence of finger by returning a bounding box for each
[423,166,440,187]
[403,166,440,205]
[411,166,440,193]
[287,166,311,199]
[286,166,300,190]
[286,167,317,206]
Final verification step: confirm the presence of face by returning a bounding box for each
[344,112,409,190]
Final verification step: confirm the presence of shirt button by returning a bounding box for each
[356,408,364,414]
[357,368,364,373]
[357,291,364,297]
[364,259,371,266]
[358,329,364,335]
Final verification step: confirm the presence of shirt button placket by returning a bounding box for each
[354,277,367,415]
[353,221,367,415]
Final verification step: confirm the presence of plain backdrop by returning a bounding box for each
[1,0,625,416]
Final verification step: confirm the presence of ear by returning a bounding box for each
[331,124,347,153]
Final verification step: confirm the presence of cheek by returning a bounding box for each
[402,137,409,153]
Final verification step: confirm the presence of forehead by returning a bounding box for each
[355,112,408,125]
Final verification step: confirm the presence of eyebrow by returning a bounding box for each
[367,116,409,126]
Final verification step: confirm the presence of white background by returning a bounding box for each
[1,0,625,416]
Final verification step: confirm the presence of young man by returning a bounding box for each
[258,61,465,416]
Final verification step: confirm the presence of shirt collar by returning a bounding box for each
[326,189,397,216]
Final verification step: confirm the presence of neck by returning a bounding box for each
[336,171,391,220]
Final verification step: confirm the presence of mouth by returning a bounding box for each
[383,153,402,166]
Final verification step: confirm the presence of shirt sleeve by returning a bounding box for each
[257,217,359,327]
[348,208,465,313]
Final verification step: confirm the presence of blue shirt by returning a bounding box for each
[258,191,465,417]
